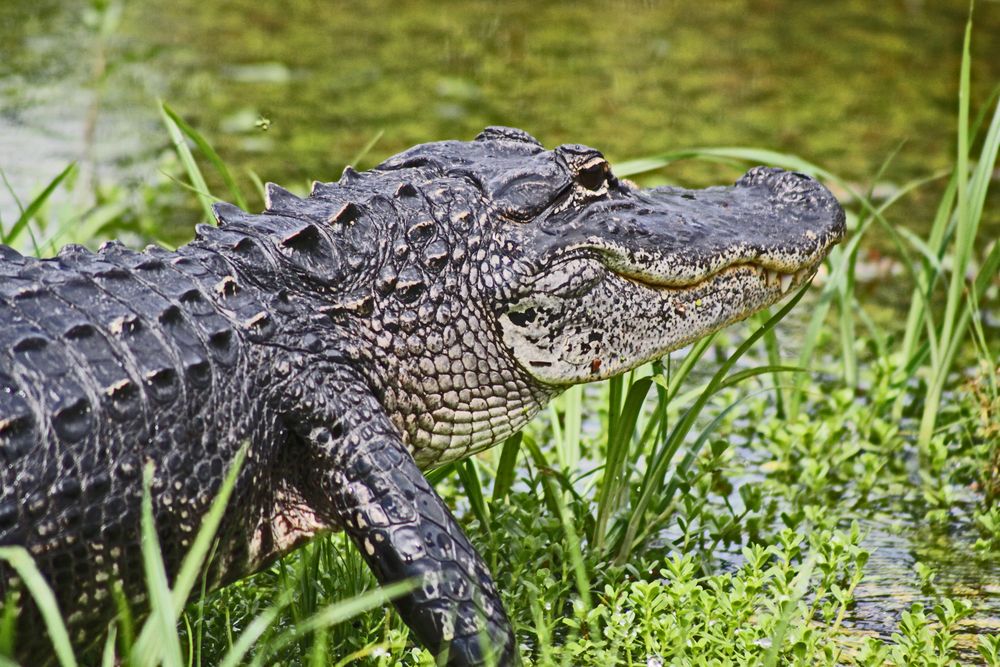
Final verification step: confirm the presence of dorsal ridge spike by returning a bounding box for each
[280,223,322,250]
[310,180,341,199]
[327,202,360,226]
[340,165,361,184]
[394,182,418,198]
[212,202,244,226]
[318,288,374,318]
[264,182,300,211]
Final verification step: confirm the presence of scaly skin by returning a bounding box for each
[0,127,844,665]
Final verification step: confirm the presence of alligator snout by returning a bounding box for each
[546,165,846,286]
[736,166,846,240]
[738,165,826,198]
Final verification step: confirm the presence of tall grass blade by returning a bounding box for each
[521,434,561,518]
[348,130,385,169]
[1,163,76,246]
[664,333,716,403]
[895,225,946,274]
[0,590,15,658]
[967,277,997,385]
[756,309,785,415]
[897,172,958,384]
[249,580,416,666]
[247,169,267,202]
[0,169,24,220]
[161,103,248,210]
[170,441,249,611]
[131,442,249,661]
[786,226,870,417]
[457,459,492,537]
[0,547,78,667]
[160,101,215,222]
[111,583,135,664]
[556,385,583,473]
[425,461,457,486]
[492,433,523,505]
[942,12,973,356]
[837,265,858,388]
[136,463,184,667]
[607,375,623,440]
[100,630,116,667]
[615,285,810,562]
[716,365,807,392]
[918,23,1000,448]
[593,377,652,551]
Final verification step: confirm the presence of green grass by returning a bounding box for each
[1,17,998,666]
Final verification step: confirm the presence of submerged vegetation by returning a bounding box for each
[1,5,999,667]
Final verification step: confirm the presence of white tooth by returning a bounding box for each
[780,274,793,293]
[764,269,776,285]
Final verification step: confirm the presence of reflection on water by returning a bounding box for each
[846,510,1000,657]
[694,446,1000,655]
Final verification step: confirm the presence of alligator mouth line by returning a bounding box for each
[614,261,820,296]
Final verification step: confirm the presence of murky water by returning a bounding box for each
[1,0,999,653]
[702,438,1000,658]
[849,510,1000,652]
[2,1,998,237]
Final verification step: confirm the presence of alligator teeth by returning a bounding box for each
[761,268,795,292]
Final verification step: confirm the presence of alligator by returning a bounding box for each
[0,126,845,665]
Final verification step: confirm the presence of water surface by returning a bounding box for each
[2,0,998,240]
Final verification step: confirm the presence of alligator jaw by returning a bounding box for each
[585,166,846,286]
[499,255,831,387]
[618,261,819,297]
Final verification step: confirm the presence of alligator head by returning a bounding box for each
[254,126,845,465]
[479,129,846,385]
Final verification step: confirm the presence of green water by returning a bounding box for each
[2,0,999,228]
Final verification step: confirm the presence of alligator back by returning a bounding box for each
[0,241,273,646]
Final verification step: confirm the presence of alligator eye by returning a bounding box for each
[577,161,609,191]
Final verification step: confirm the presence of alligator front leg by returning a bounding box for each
[302,390,515,666]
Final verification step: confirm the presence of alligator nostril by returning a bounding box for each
[767,170,822,204]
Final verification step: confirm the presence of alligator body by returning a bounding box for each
[0,127,844,665]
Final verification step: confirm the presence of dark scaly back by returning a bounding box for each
[0,169,421,653]
[0,238,275,647]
